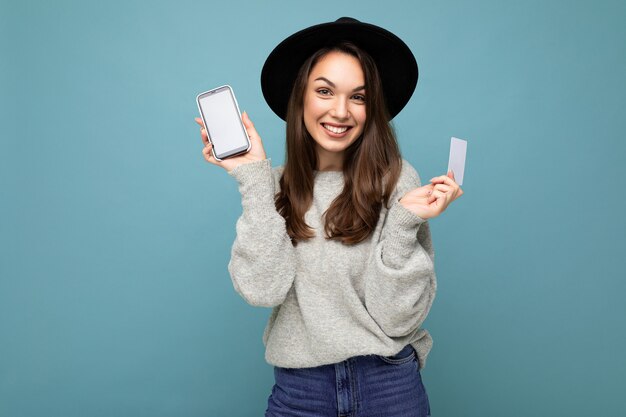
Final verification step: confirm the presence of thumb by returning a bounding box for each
[241,111,260,141]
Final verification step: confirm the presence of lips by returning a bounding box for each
[321,123,352,134]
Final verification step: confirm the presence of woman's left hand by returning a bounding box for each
[398,170,464,220]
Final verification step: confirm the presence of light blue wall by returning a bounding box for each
[2,0,625,416]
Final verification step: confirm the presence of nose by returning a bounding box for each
[330,97,349,120]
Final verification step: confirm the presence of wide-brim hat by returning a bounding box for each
[261,17,418,121]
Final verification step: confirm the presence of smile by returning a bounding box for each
[322,123,351,134]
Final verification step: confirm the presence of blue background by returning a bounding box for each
[2,0,625,416]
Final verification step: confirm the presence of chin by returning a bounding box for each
[318,139,352,153]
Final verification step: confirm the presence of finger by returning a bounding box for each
[433,184,452,193]
[202,143,217,164]
[447,169,455,180]
[430,174,454,184]
[411,185,435,198]
[427,193,439,205]
[430,174,458,186]
[450,187,464,201]
[430,191,451,208]
[241,111,260,142]
[436,194,448,208]
[431,190,446,200]
[196,118,212,146]
[200,127,210,146]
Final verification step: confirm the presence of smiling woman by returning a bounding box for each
[198,16,464,417]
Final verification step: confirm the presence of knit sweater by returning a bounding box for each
[226,158,437,370]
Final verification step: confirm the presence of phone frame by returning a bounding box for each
[196,85,251,161]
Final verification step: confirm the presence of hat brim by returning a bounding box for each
[261,18,418,121]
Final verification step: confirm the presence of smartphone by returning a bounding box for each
[196,85,251,161]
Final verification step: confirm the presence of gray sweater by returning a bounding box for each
[226,158,437,370]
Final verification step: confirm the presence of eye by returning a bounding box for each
[317,88,332,96]
[352,94,365,102]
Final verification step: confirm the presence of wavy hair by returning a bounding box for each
[275,41,402,246]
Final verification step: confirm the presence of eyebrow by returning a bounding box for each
[314,77,365,92]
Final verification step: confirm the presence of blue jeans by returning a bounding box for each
[265,344,431,417]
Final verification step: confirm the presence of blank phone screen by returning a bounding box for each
[198,87,249,159]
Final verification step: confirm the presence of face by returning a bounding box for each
[303,51,367,170]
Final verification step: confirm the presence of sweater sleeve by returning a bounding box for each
[364,160,437,338]
[226,159,297,308]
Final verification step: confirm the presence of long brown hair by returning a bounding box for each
[275,41,402,246]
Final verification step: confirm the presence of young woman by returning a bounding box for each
[195,17,463,417]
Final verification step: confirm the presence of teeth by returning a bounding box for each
[323,124,349,134]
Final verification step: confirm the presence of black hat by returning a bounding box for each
[261,17,418,121]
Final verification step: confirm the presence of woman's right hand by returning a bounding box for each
[195,111,267,172]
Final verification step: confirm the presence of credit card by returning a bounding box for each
[447,137,467,185]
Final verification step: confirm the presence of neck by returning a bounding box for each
[316,147,344,171]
